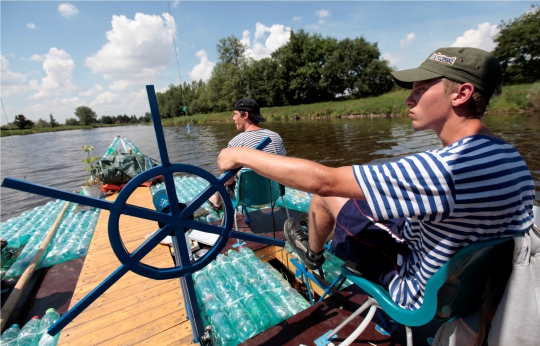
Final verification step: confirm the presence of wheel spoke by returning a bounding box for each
[48,264,130,335]
[184,220,225,235]
[181,183,221,217]
[130,224,176,262]
[1,178,113,210]
[120,204,178,225]
[230,230,285,247]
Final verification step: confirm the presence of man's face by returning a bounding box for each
[404,78,452,132]
[232,110,247,131]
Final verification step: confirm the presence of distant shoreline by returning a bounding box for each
[2,83,536,137]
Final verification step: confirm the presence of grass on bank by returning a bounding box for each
[0,122,141,137]
[162,83,538,125]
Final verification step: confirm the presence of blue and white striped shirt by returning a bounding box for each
[228,128,287,156]
[354,135,535,310]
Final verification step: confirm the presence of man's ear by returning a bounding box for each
[452,83,474,107]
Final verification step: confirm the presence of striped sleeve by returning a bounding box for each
[354,152,455,222]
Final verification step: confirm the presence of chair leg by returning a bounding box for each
[405,326,413,346]
[339,303,378,346]
[280,196,290,219]
[327,297,378,340]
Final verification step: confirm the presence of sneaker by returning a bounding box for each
[284,218,325,270]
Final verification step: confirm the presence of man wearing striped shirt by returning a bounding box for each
[209,98,286,208]
[217,47,535,314]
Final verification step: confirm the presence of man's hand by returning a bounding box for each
[217,147,250,173]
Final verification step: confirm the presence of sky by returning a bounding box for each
[1,0,536,125]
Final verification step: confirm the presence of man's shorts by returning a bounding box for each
[329,199,408,288]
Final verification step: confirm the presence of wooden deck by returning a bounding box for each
[58,187,196,346]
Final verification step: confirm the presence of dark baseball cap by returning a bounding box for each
[234,98,266,122]
[392,47,503,99]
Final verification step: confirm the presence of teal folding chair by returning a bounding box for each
[326,237,513,346]
[231,169,290,237]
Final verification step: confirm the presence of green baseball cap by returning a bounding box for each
[391,47,503,99]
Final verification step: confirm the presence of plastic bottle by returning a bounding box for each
[1,324,21,346]
[17,316,41,346]
[38,308,61,340]
[210,311,238,346]
[38,332,60,346]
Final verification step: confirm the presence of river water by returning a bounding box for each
[1,113,539,222]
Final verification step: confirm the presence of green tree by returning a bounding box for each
[35,118,50,128]
[65,118,79,126]
[272,30,338,104]
[493,5,540,84]
[324,37,394,98]
[49,114,59,127]
[247,58,284,107]
[100,115,114,124]
[74,106,97,125]
[207,36,252,111]
[13,114,34,129]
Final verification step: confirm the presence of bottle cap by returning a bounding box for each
[46,308,56,314]
[12,324,20,328]
[31,316,40,319]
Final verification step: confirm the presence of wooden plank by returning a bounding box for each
[275,247,327,297]
[58,187,192,346]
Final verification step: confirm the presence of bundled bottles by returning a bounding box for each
[193,248,311,346]
[17,316,41,346]
[1,324,21,346]
[1,200,101,280]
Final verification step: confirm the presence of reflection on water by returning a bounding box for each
[1,113,539,221]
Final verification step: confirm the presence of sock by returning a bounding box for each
[308,247,324,259]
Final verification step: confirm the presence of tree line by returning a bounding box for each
[156,30,395,117]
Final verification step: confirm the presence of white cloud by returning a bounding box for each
[316,9,330,18]
[400,33,415,48]
[382,52,401,68]
[28,47,77,99]
[27,23,37,29]
[172,0,180,8]
[22,96,84,124]
[78,84,104,97]
[91,91,120,106]
[316,9,331,24]
[30,54,44,61]
[293,16,302,21]
[0,54,28,96]
[85,12,175,90]
[189,50,215,82]
[58,3,79,19]
[451,22,500,51]
[243,23,291,60]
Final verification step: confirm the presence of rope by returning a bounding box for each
[0,97,38,208]
[167,1,186,109]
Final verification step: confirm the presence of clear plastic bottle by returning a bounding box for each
[17,316,41,346]
[37,332,60,346]
[38,308,61,340]
[210,311,238,346]
[1,324,21,346]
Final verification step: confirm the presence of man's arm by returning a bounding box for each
[217,147,366,200]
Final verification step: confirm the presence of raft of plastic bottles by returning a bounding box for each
[194,247,312,346]
[1,200,100,280]
[149,175,313,223]
[0,308,62,346]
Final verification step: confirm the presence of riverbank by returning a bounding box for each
[2,83,537,136]
[0,123,139,137]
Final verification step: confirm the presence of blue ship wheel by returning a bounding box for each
[1,85,285,341]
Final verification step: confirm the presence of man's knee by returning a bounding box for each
[311,195,349,219]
